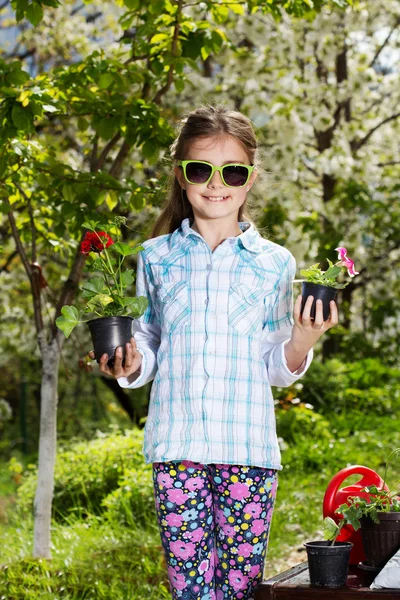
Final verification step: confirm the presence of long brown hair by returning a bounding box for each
[151,104,261,238]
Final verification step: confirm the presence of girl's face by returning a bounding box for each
[174,134,257,224]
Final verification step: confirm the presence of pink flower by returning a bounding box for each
[222,524,236,537]
[249,564,261,578]
[190,527,205,542]
[170,540,196,560]
[237,542,253,557]
[335,247,359,277]
[251,519,265,536]
[228,569,249,592]
[228,482,251,501]
[243,501,262,518]
[166,488,189,505]
[168,566,188,591]
[185,476,205,492]
[156,472,174,489]
[165,512,183,527]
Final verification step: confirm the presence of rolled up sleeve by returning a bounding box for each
[261,252,313,387]
[117,250,160,389]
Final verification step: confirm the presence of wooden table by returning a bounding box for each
[254,562,400,599]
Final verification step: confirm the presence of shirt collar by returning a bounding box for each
[177,217,261,253]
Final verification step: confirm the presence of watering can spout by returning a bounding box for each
[323,465,388,565]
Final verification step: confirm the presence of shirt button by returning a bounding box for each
[206,264,212,270]
[229,239,235,245]
[204,298,209,305]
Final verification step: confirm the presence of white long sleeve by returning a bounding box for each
[261,253,313,387]
[117,250,160,389]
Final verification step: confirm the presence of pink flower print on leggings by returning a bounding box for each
[170,540,196,561]
[153,461,278,600]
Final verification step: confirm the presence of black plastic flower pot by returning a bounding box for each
[301,282,338,321]
[304,541,353,587]
[360,512,400,570]
[87,316,134,369]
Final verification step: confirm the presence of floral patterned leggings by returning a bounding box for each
[152,460,278,600]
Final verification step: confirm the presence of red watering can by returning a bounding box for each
[323,465,389,565]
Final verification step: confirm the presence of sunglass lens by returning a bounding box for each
[223,165,249,187]
[185,162,212,184]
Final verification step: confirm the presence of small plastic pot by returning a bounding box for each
[87,316,134,369]
[304,540,353,587]
[301,282,338,321]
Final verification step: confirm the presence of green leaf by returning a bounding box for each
[174,78,185,93]
[25,2,44,26]
[81,276,107,298]
[323,516,339,540]
[11,104,32,131]
[150,33,169,44]
[62,183,75,202]
[120,295,148,317]
[121,269,135,287]
[55,305,80,339]
[110,242,138,256]
[96,294,114,307]
[82,220,100,230]
[77,117,89,132]
[228,2,245,15]
[105,190,118,211]
[123,0,139,9]
[98,73,114,89]
[324,265,342,279]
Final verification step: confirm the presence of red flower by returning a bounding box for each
[80,231,114,254]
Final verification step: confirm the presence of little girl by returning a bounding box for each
[91,105,338,600]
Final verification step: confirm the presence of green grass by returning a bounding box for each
[1,412,399,598]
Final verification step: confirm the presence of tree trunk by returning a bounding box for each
[33,335,61,558]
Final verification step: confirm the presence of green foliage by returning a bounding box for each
[102,464,156,528]
[276,406,331,444]
[299,358,400,416]
[15,430,149,520]
[300,258,349,289]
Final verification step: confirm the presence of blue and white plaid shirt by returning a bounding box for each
[117,217,313,469]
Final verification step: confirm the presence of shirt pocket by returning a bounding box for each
[157,279,190,334]
[228,282,266,336]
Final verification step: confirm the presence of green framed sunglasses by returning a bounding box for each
[177,160,255,188]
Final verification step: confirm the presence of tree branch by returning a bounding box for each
[14,182,36,262]
[0,250,18,273]
[152,0,183,105]
[7,203,33,281]
[52,235,87,340]
[7,201,44,333]
[369,17,400,68]
[108,139,132,179]
[351,112,400,152]
[94,131,122,172]
[376,160,400,167]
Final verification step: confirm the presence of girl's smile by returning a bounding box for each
[202,194,231,202]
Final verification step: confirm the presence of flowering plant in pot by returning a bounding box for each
[56,217,148,368]
[299,247,359,320]
[332,448,400,572]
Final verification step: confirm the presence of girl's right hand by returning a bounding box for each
[88,336,142,380]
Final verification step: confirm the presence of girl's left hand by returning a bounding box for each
[291,294,338,349]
